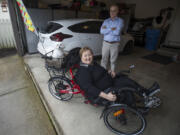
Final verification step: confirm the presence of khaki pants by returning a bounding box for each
[101,41,119,72]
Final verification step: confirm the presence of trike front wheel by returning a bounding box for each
[103,105,146,135]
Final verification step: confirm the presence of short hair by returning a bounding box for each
[110,4,119,10]
[79,47,93,58]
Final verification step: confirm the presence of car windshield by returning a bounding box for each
[45,22,63,33]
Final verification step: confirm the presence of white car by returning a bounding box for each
[37,19,134,58]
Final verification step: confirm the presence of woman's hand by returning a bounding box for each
[111,27,116,31]
[106,92,117,101]
[102,25,107,29]
[108,70,116,78]
[99,91,117,101]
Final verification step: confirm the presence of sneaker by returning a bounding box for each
[146,82,160,96]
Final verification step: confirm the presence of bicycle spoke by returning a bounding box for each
[48,77,73,101]
[104,106,146,135]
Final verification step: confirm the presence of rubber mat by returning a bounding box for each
[142,53,173,65]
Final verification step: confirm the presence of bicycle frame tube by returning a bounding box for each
[58,84,85,95]
[59,90,82,94]
[59,67,85,96]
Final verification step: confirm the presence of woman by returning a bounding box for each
[75,47,159,105]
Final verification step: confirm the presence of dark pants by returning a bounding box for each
[113,74,140,90]
[96,87,135,107]
[104,74,143,106]
[113,74,143,106]
[94,74,144,106]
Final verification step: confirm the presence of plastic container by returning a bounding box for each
[145,29,161,51]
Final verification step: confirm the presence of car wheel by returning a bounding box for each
[122,40,134,55]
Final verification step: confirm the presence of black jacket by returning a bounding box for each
[75,62,113,100]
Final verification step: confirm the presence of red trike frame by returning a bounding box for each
[57,66,86,97]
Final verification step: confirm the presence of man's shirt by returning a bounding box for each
[100,17,124,42]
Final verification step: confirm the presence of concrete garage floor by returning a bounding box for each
[116,47,180,135]
[24,47,180,135]
[0,53,56,135]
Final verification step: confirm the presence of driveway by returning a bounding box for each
[0,50,56,135]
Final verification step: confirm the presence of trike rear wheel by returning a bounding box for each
[104,105,146,135]
[48,76,73,101]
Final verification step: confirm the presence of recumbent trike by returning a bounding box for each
[44,54,161,135]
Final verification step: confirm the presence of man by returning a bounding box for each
[100,4,124,77]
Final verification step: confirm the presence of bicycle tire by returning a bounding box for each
[104,105,146,135]
[48,76,73,101]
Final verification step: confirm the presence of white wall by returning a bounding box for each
[98,0,179,18]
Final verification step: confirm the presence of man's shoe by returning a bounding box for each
[146,82,160,96]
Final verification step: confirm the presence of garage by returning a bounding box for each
[4,0,180,135]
